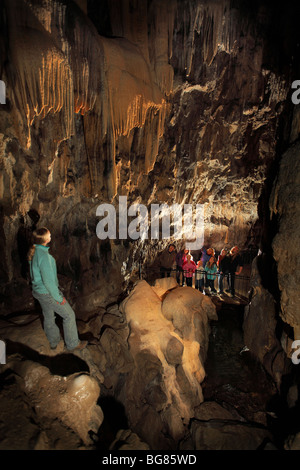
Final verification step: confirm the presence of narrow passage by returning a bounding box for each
[201,301,280,447]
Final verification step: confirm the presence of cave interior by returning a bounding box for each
[1,0,300,452]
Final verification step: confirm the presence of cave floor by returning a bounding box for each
[0,290,297,451]
[201,299,293,450]
[202,301,276,416]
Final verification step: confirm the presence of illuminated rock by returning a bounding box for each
[119,278,216,448]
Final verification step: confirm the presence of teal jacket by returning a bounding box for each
[29,244,63,303]
[205,263,217,280]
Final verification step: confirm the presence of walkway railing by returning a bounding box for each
[138,266,251,302]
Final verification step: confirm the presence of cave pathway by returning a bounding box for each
[201,301,281,446]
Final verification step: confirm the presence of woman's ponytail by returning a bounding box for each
[27,227,50,262]
[27,245,36,261]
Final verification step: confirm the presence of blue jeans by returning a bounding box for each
[33,291,80,350]
[195,278,204,291]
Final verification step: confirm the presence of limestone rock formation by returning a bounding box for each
[0,0,297,317]
[1,0,300,451]
[109,429,150,451]
[270,141,300,335]
[2,356,103,447]
[180,401,273,450]
[243,256,290,388]
[119,277,217,449]
[0,275,217,450]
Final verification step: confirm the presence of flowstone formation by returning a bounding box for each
[1,0,174,313]
[120,278,217,449]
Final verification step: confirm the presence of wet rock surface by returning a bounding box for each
[117,279,217,449]
[195,296,300,451]
[243,256,291,388]
[0,277,293,450]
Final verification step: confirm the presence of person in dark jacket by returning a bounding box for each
[176,248,188,285]
[217,248,230,294]
[159,243,177,278]
[199,246,211,268]
[228,246,243,297]
[28,227,87,351]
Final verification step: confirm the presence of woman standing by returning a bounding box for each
[27,227,87,351]
[205,255,218,294]
[195,259,205,292]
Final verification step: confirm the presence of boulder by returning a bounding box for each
[8,360,103,446]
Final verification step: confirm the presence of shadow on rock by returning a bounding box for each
[5,339,89,376]
[95,396,129,450]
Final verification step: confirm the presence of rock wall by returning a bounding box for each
[0,0,298,316]
[269,141,300,334]
[243,255,291,388]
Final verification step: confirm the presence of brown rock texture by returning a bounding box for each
[0,0,300,451]
[0,0,297,316]
[270,141,300,332]
[243,256,290,387]
[119,277,217,449]
[0,275,216,449]
[1,354,103,448]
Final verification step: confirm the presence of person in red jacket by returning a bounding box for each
[182,254,197,287]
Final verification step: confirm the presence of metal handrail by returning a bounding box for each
[137,266,251,301]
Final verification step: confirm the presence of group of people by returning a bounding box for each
[159,244,244,297]
[27,226,244,353]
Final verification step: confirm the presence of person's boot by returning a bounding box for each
[70,340,88,351]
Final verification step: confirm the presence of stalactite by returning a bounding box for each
[173,0,228,77]
[4,0,174,200]
[7,8,75,148]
